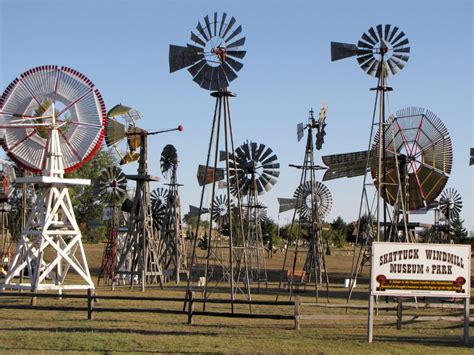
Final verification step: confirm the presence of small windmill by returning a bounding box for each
[277,106,331,302]
[438,188,463,242]
[227,141,280,291]
[105,104,182,291]
[157,144,187,283]
[170,12,251,311]
[97,166,127,286]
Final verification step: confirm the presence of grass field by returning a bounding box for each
[0,243,472,353]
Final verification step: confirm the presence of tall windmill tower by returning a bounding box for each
[105,104,182,291]
[169,12,252,311]
[156,144,187,283]
[227,141,280,291]
[277,106,333,301]
[0,65,106,292]
[327,26,453,300]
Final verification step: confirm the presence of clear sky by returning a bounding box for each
[0,0,472,230]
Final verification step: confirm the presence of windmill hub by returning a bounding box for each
[211,46,228,64]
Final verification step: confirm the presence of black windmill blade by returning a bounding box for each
[439,188,463,220]
[189,205,209,217]
[297,122,304,142]
[160,144,178,180]
[99,166,128,205]
[169,12,246,91]
[212,194,234,224]
[470,148,474,166]
[293,181,333,221]
[331,24,410,77]
[277,197,299,213]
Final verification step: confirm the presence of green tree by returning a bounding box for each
[66,147,117,243]
[451,216,468,243]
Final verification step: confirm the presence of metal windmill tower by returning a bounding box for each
[155,144,187,283]
[328,26,453,300]
[169,12,252,311]
[277,106,333,301]
[106,104,182,291]
[0,161,15,275]
[0,65,106,292]
[96,166,128,287]
[227,141,280,291]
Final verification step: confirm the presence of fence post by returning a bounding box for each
[187,291,194,325]
[294,295,300,330]
[396,297,402,330]
[87,289,94,320]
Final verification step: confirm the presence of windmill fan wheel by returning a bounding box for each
[99,166,127,205]
[0,65,107,173]
[211,194,234,225]
[161,144,178,179]
[169,12,247,90]
[229,141,280,196]
[439,188,462,221]
[151,188,168,230]
[371,107,453,211]
[294,181,333,221]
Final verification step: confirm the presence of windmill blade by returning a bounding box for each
[277,197,299,213]
[226,50,246,59]
[470,148,474,165]
[169,44,203,73]
[190,31,206,47]
[225,25,242,43]
[322,151,373,181]
[105,119,126,147]
[297,122,304,142]
[225,56,244,72]
[227,37,245,49]
[330,42,359,61]
[221,16,236,39]
[197,164,225,186]
[189,205,209,216]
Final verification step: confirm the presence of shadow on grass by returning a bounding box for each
[372,335,472,348]
[0,326,217,337]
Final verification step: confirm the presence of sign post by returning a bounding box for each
[368,242,471,344]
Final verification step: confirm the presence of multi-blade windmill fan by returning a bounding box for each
[439,188,462,221]
[212,194,234,226]
[161,144,178,179]
[227,141,280,195]
[98,166,128,205]
[151,187,168,230]
[323,107,453,211]
[331,24,410,77]
[294,181,333,221]
[169,12,246,90]
[105,104,143,165]
[0,65,106,292]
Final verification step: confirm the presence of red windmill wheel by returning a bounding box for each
[0,65,107,174]
[372,107,453,210]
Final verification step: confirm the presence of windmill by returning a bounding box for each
[96,166,127,286]
[227,141,280,291]
[437,188,463,242]
[277,106,332,301]
[329,26,454,301]
[0,65,106,292]
[157,144,187,283]
[105,104,182,291]
[169,12,251,311]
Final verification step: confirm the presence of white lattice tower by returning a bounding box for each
[2,104,94,291]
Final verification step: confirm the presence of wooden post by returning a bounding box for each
[463,298,470,346]
[368,295,374,343]
[187,291,194,325]
[294,295,300,330]
[87,289,94,320]
[396,297,402,330]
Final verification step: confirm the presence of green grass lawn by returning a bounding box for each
[0,243,472,353]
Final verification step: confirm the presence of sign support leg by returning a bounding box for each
[464,298,470,346]
[368,294,374,343]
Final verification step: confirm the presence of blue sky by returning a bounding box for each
[1,0,472,229]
